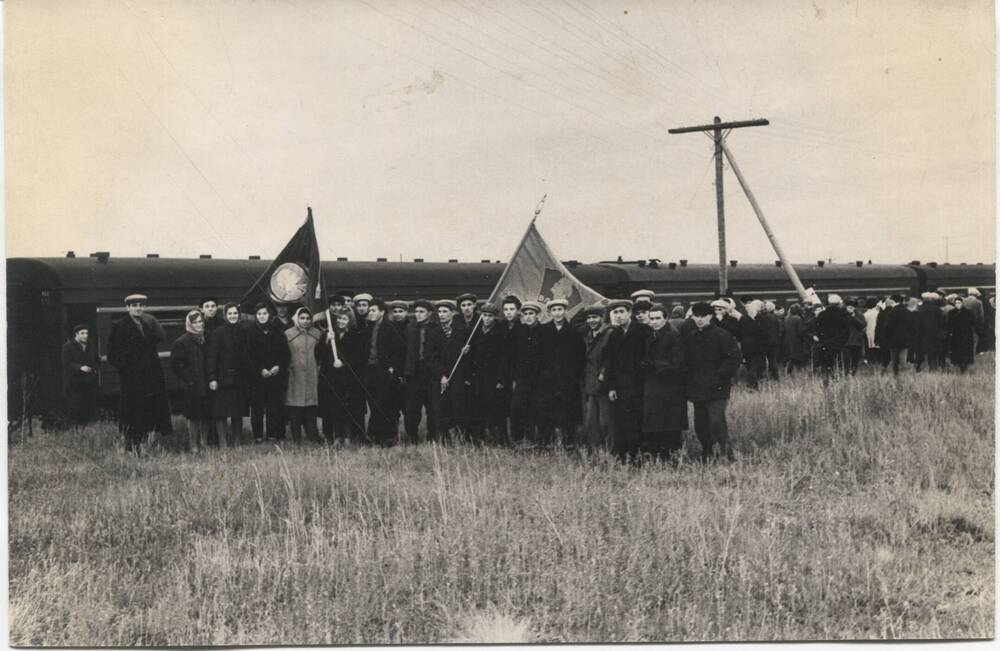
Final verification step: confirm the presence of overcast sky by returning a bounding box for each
[6,0,996,266]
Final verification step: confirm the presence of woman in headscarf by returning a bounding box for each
[245,302,291,442]
[318,306,367,443]
[170,310,211,452]
[207,303,248,447]
[285,307,323,443]
[947,296,976,373]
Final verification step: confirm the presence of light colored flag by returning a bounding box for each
[488,222,608,320]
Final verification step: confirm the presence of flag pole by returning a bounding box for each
[441,194,547,393]
[326,306,341,365]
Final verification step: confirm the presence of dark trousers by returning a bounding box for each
[844,346,863,375]
[66,383,98,426]
[610,390,643,461]
[644,430,684,459]
[509,376,541,443]
[743,353,766,388]
[365,366,398,445]
[321,389,365,442]
[250,380,286,440]
[404,367,435,443]
[766,347,781,380]
[692,399,730,461]
[583,393,615,450]
[288,406,318,443]
[889,347,907,375]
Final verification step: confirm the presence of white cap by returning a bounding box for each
[827,294,843,305]
[968,287,981,297]
[710,299,729,309]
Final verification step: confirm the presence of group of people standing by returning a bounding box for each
[62,285,993,461]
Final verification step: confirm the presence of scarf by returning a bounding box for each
[185,310,205,344]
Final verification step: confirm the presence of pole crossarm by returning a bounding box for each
[668,118,769,134]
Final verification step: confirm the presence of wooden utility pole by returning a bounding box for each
[668,117,768,295]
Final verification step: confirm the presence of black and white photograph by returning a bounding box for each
[4,0,996,645]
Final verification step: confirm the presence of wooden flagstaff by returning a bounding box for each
[719,138,810,303]
[441,194,547,393]
[668,117,769,295]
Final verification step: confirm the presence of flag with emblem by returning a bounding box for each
[241,208,328,313]
[488,221,607,320]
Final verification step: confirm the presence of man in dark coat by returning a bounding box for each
[536,299,586,447]
[641,304,687,460]
[403,299,439,444]
[362,299,407,445]
[430,299,471,441]
[61,324,99,426]
[107,294,172,451]
[200,296,225,335]
[582,304,614,450]
[605,299,650,462]
[737,300,768,389]
[814,295,851,380]
[468,303,508,443]
[711,299,741,338]
[498,296,524,443]
[880,295,911,375]
[508,301,545,444]
[683,302,742,462]
[914,293,943,371]
[843,299,868,375]
[386,300,412,437]
[948,297,976,372]
[759,302,782,380]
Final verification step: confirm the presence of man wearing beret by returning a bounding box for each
[509,300,545,444]
[403,299,438,443]
[107,294,173,451]
[537,298,585,447]
[604,298,650,462]
[581,304,614,449]
[61,324,99,426]
[683,302,742,462]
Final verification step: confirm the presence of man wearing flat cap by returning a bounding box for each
[468,302,508,442]
[403,299,439,443]
[631,290,655,326]
[683,302,741,462]
[108,293,172,451]
[604,298,650,462]
[457,293,478,330]
[536,298,585,447]
[353,293,373,335]
[499,295,524,436]
[430,299,472,440]
[581,303,614,449]
[386,300,411,429]
[509,300,545,444]
[61,324,99,426]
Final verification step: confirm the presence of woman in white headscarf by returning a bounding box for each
[285,307,323,442]
[170,310,211,451]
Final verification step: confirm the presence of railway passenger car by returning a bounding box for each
[7,254,994,425]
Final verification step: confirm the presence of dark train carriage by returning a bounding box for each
[596,260,919,303]
[909,262,996,296]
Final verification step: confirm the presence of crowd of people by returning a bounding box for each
[61,285,994,462]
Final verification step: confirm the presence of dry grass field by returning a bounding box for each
[7,359,995,644]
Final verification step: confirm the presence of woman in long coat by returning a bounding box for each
[170,310,211,451]
[285,307,323,443]
[318,307,367,443]
[245,302,291,442]
[207,303,247,447]
[782,303,808,374]
[947,297,976,372]
[642,315,688,461]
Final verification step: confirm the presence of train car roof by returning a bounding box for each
[594,262,917,283]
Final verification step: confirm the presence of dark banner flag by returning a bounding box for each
[241,208,328,313]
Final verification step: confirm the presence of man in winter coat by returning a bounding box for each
[581,304,614,450]
[948,296,976,372]
[430,300,472,440]
[641,304,688,460]
[509,301,545,444]
[605,299,650,462]
[403,299,439,443]
[914,293,943,371]
[536,299,586,446]
[107,294,172,451]
[737,299,768,389]
[879,295,912,375]
[468,303,508,443]
[683,302,742,462]
[759,301,782,381]
[61,324,99,426]
[814,294,851,380]
[711,299,741,339]
[843,299,868,375]
[362,299,407,445]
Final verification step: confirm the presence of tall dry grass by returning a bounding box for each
[8,359,994,644]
